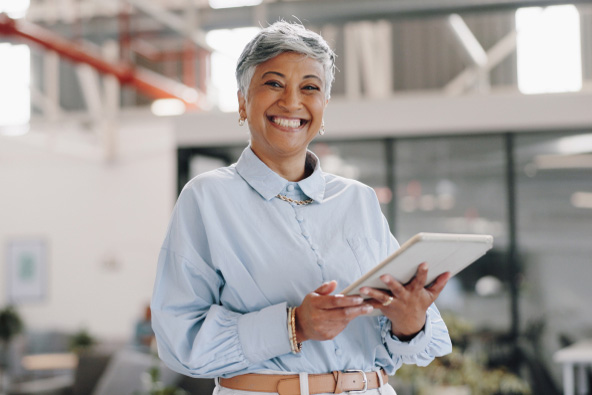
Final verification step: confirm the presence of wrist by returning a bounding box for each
[390,320,425,341]
[294,306,305,343]
[287,307,303,354]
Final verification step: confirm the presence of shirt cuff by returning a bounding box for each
[237,302,292,363]
[381,310,433,356]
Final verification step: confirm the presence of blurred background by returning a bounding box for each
[0,0,591,394]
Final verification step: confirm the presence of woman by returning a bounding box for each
[151,21,452,395]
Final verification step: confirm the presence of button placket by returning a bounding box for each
[291,205,326,279]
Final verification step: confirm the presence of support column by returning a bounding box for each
[43,50,61,120]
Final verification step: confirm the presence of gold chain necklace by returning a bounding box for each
[276,194,313,206]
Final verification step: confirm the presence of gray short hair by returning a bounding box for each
[236,21,336,100]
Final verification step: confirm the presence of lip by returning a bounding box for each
[267,115,310,131]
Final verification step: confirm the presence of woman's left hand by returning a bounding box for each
[359,263,450,340]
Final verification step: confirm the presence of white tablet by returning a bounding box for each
[341,232,494,297]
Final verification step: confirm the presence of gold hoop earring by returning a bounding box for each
[238,117,245,127]
[319,121,325,136]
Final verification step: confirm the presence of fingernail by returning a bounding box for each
[359,288,369,295]
[363,306,374,313]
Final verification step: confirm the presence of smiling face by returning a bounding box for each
[238,52,328,177]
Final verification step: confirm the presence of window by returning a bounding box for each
[516,5,582,94]
[205,27,261,112]
[0,44,30,136]
[0,0,30,19]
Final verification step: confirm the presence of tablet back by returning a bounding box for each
[342,232,494,295]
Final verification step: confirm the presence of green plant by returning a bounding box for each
[134,365,188,395]
[396,346,531,395]
[394,313,531,395]
[68,328,97,353]
[0,306,24,344]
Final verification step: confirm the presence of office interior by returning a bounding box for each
[0,0,591,394]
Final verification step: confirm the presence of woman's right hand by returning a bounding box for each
[294,281,373,342]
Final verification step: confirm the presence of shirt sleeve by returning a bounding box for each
[378,304,452,375]
[150,186,292,378]
[376,207,452,374]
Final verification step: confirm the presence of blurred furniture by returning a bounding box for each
[7,334,215,395]
[21,354,77,371]
[69,352,112,395]
[91,348,177,395]
[554,339,592,395]
[178,375,216,394]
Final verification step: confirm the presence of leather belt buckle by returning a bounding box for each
[344,370,367,394]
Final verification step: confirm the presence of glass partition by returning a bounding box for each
[394,135,511,331]
[514,131,592,384]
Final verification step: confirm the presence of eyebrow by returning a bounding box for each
[261,71,322,82]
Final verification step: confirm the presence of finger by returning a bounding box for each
[426,272,451,297]
[379,274,405,297]
[314,280,337,295]
[358,286,393,304]
[314,294,365,310]
[408,262,429,291]
[328,304,374,320]
[366,299,394,310]
[348,304,374,317]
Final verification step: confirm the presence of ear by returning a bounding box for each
[237,90,247,119]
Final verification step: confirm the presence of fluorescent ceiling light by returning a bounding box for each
[209,0,262,9]
[151,99,186,117]
[534,154,592,170]
[556,134,592,155]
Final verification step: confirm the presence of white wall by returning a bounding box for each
[0,113,176,341]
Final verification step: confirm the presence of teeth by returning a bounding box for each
[272,117,302,128]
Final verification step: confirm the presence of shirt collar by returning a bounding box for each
[235,146,326,203]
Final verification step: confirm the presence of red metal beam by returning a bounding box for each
[0,13,203,109]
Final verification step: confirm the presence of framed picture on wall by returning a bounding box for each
[6,239,48,303]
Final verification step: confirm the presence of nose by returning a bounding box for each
[278,86,302,111]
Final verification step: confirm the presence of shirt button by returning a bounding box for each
[317,258,325,266]
[296,215,304,222]
[302,232,310,238]
[335,349,343,356]
[287,184,295,192]
[311,244,318,250]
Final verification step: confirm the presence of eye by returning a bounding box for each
[302,85,320,91]
[264,81,283,88]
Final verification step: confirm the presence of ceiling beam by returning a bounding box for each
[0,14,205,109]
[25,0,590,31]
[196,0,591,29]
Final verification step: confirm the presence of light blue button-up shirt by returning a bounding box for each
[151,147,451,379]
